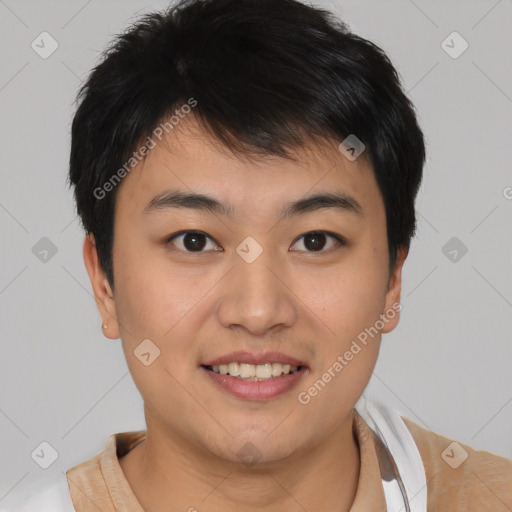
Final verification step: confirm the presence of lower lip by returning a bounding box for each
[200,366,307,400]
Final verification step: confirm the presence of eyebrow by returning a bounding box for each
[143,189,363,218]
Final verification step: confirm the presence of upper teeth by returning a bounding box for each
[210,362,299,380]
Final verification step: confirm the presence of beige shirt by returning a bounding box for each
[65,410,512,511]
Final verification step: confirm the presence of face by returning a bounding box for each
[84,119,406,466]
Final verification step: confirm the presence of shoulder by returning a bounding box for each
[0,472,75,512]
[402,416,512,511]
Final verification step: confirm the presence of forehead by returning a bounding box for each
[115,118,381,218]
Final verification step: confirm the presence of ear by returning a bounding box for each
[381,245,408,334]
[83,234,120,339]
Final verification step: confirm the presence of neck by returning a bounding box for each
[120,411,360,512]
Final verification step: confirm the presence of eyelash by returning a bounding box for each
[164,230,346,254]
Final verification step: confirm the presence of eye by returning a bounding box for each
[290,231,344,253]
[164,230,344,254]
[165,231,221,253]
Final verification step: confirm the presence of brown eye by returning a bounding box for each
[166,231,220,252]
[291,231,344,253]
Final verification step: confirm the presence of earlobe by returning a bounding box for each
[381,246,408,334]
[83,234,120,339]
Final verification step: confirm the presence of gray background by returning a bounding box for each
[0,0,511,504]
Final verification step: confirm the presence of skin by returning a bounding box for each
[84,117,407,512]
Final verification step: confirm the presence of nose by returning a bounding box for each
[216,245,298,337]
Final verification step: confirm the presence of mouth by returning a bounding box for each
[200,351,309,400]
[202,362,303,381]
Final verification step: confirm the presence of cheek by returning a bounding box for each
[299,257,387,342]
[294,261,385,424]
[113,241,207,342]
[112,267,207,413]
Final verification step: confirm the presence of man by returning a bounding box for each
[7,0,512,510]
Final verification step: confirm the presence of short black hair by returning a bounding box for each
[68,0,425,288]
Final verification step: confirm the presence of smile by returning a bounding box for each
[203,362,301,381]
[200,351,308,400]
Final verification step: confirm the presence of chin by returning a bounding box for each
[199,424,301,466]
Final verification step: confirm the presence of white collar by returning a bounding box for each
[355,396,428,512]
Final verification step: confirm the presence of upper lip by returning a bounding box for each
[202,350,307,367]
